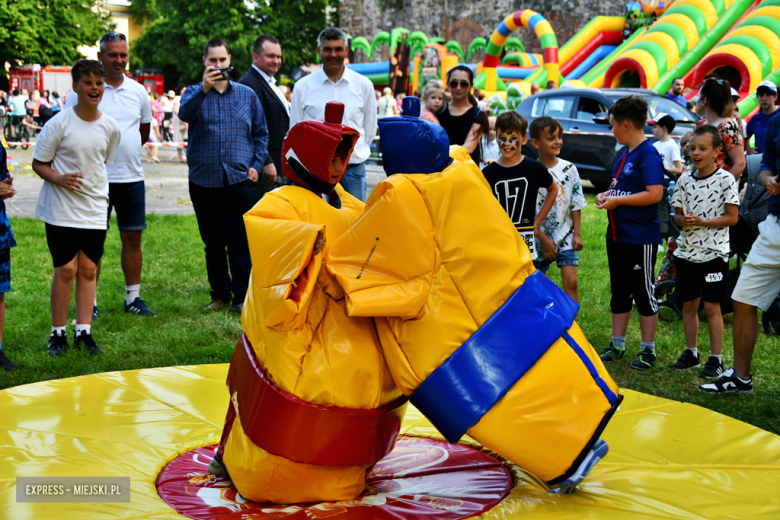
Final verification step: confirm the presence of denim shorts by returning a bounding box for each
[534,248,579,273]
[0,248,10,293]
[107,181,147,231]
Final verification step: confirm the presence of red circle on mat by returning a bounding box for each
[157,436,513,519]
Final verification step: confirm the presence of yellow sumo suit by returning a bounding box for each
[214,102,405,504]
[326,98,621,492]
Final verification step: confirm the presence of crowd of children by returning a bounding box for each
[0,64,759,398]
[478,91,750,393]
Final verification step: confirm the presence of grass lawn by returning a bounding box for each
[1,195,778,435]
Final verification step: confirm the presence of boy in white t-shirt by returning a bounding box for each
[529,116,587,303]
[670,125,739,381]
[650,114,682,177]
[32,60,121,357]
[651,114,682,240]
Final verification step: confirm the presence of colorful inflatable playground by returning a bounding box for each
[347,0,780,120]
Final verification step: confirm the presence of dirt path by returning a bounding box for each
[5,146,386,218]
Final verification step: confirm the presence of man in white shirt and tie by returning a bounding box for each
[290,27,378,202]
[239,34,291,198]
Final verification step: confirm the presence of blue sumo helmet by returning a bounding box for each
[378,96,451,176]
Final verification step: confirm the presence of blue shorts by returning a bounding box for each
[107,181,146,231]
[534,249,579,273]
[0,248,10,293]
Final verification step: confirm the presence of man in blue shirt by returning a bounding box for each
[179,38,269,313]
[664,78,687,107]
[745,81,779,155]
[700,115,780,395]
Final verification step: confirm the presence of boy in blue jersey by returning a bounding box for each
[0,142,19,371]
[596,96,665,370]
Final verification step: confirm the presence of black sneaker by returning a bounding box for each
[698,367,753,394]
[600,341,625,363]
[47,332,69,356]
[124,297,158,317]
[0,350,19,371]
[92,305,99,321]
[630,347,657,371]
[672,349,700,370]
[699,356,725,379]
[74,330,101,355]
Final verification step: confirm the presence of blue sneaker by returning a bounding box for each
[124,297,158,317]
[599,341,624,363]
[549,439,609,494]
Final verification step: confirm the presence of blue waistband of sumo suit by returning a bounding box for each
[410,271,614,444]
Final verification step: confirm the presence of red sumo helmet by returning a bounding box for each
[282,102,360,194]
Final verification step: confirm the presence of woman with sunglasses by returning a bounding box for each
[683,78,745,182]
[437,65,489,164]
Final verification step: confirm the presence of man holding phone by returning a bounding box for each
[179,38,269,313]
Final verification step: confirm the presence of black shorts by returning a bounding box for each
[606,240,659,316]
[45,223,106,268]
[108,181,146,231]
[674,256,729,303]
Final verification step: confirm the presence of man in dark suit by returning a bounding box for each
[239,34,290,198]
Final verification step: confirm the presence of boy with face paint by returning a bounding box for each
[481,111,559,257]
[210,101,405,504]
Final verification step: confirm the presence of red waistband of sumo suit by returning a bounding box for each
[228,335,408,467]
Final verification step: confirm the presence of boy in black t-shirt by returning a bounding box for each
[482,112,558,257]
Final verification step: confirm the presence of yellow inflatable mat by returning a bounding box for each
[1,364,778,519]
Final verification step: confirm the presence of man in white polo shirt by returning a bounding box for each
[64,32,157,317]
[290,26,377,202]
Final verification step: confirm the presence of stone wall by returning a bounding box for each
[340,0,625,57]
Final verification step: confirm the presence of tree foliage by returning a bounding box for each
[0,0,110,72]
[130,0,336,87]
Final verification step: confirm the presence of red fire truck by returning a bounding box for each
[8,65,72,95]
[9,65,165,97]
[131,70,165,97]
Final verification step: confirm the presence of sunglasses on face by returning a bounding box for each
[100,32,127,43]
[448,80,470,89]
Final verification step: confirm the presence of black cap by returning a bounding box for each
[648,114,676,133]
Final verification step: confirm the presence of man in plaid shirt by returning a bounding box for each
[179,38,269,313]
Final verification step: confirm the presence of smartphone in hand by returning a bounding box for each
[213,67,234,80]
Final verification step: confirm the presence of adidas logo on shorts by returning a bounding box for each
[633,264,641,270]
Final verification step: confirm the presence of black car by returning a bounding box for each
[516,88,699,191]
